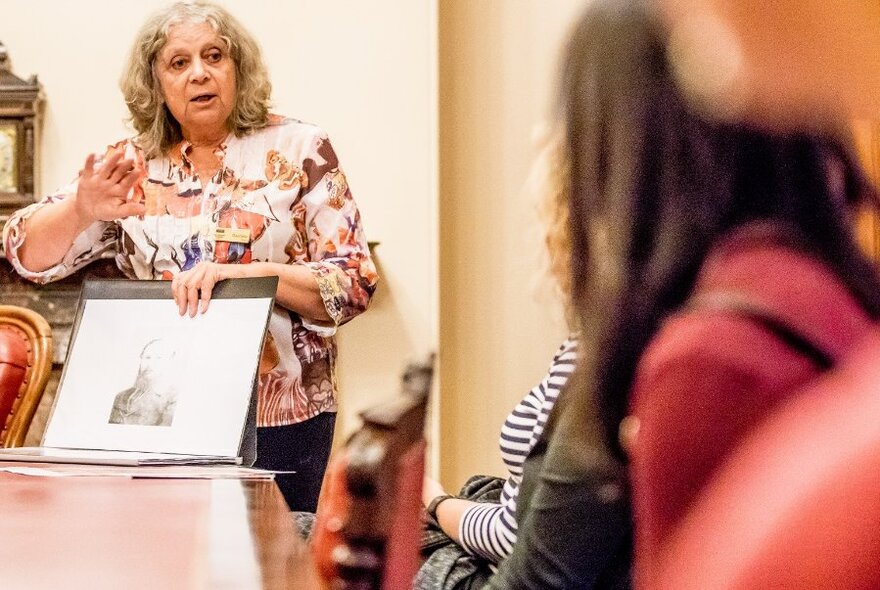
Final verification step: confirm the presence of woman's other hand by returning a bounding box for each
[171,261,227,317]
[73,152,146,224]
[422,475,472,543]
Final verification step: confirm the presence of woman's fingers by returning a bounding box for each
[120,167,142,190]
[108,159,135,184]
[81,153,96,179]
[98,151,124,179]
[114,167,144,202]
[171,275,183,315]
[171,274,183,310]
[171,272,190,316]
[199,271,216,315]
[104,167,145,218]
[117,201,147,219]
[186,284,200,317]
[75,152,145,223]
[171,263,222,317]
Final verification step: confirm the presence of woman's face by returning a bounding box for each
[156,22,237,142]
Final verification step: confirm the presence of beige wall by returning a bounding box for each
[438,1,585,489]
[0,0,439,442]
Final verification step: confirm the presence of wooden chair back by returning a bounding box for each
[312,356,433,590]
[0,305,53,447]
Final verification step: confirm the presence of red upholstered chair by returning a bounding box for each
[0,305,53,447]
[627,234,876,589]
[312,357,433,590]
[652,331,880,590]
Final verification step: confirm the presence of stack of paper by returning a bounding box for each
[0,447,242,466]
[0,463,278,479]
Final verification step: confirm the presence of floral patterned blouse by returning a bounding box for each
[3,115,378,427]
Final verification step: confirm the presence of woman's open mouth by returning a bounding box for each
[191,94,216,103]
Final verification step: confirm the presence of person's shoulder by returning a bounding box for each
[104,138,143,157]
[263,114,329,140]
[549,337,579,369]
[253,115,339,164]
[559,336,579,357]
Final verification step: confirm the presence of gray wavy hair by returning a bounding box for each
[120,1,272,158]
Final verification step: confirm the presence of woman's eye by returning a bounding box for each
[171,58,187,70]
[206,51,222,63]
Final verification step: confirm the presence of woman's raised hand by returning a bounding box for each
[73,151,146,223]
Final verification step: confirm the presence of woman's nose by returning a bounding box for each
[189,59,209,82]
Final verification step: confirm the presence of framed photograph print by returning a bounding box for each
[0,276,277,466]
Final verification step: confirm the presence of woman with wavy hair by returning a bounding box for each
[2,1,377,512]
[415,132,578,588]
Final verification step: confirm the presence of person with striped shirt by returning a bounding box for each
[421,337,578,568]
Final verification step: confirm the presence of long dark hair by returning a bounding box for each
[554,0,880,461]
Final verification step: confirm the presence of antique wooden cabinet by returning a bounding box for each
[0,41,40,222]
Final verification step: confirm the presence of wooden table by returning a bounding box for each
[0,466,320,589]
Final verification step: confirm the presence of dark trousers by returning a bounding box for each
[255,412,337,512]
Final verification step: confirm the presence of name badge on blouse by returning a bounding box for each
[214,227,251,244]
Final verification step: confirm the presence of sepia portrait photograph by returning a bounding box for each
[107,337,180,427]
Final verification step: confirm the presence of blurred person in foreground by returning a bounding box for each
[482,0,880,587]
[2,1,377,512]
[657,0,880,129]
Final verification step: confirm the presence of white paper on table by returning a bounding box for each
[0,466,75,477]
[0,464,275,479]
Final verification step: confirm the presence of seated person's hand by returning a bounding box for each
[422,475,447,507]
[73,152,146,223]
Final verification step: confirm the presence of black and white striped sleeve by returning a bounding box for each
[458,338,578,563]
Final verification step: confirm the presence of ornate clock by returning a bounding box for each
[0,41,41,225]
